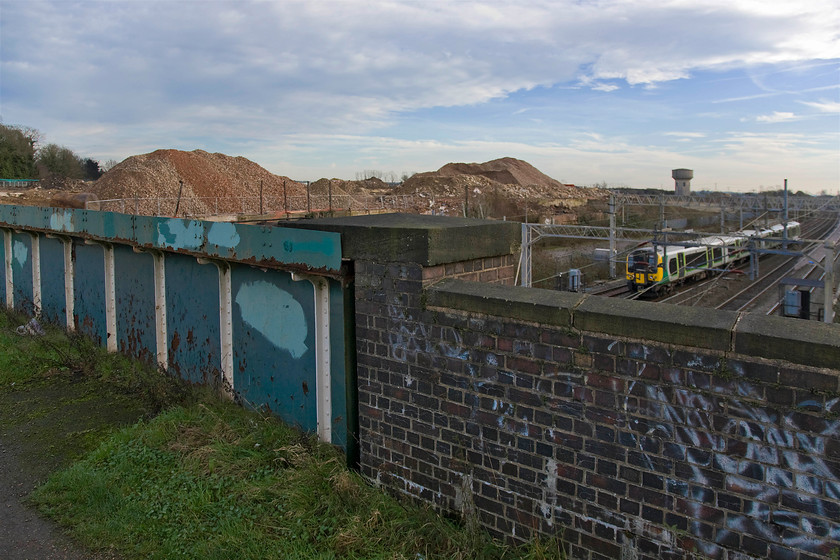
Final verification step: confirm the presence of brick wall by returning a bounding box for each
[355,260,840,560]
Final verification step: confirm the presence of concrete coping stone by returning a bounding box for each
[427,278,738,351]
[427,278,840,371]
[733,312,840,371]
[426,278,584,326]
[574,294,738,351]
[285,213,520,266]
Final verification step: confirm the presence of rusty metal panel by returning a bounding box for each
[230,264,317,431]
[73,242,107,345]
[131,214,159,247]
[0,205,16,226]
[73,209,117,238]
[219,223,341,271]
[14,206,48,230]
[165,252,222,385]
[143,216,341,271]
[10,232,34,315]
[112,213,136,242]
[39,236,66,325]
[114,245,156,364]
[0,210,342,272]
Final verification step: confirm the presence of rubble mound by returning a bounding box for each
[396,157,606,218]
[435,157,564,190]
[92,149,306,216]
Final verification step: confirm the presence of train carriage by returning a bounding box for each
[626,221,799,294]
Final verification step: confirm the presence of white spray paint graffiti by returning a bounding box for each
[387,305,468,363]
[621,347,840,556]
[379,304,840,555]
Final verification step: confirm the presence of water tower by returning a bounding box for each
[672,169,693,196]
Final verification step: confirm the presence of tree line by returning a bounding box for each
[0,123,113,182]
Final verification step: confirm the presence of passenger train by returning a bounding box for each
[626,222,800,294]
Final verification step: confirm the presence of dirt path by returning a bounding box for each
[0,376,153,560]
[0,436,94,559]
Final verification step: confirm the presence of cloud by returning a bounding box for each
[1,1,837,192]
[800,100,840,113]
[756,112,798,123]
[3,0,837,132]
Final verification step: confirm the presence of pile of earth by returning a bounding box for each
[90,149,307,216]
[395,157,606,219]
[0,151,606,222]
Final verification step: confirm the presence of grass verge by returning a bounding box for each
[0,312,565,560]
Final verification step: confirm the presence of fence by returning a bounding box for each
[0,205,357,457]
[94,194,422,218]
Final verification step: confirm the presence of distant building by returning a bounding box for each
[672,169,693,196]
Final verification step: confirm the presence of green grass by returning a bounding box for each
[34,403,561,559]
[0,311,565,560]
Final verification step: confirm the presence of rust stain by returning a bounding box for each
[171,330,181,352]
[301,381,309,396]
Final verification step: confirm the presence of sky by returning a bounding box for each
[1,0,838,193]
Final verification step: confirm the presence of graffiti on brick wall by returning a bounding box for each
[377,304,840,556]
[625,353,840,556]
[387,305,468,364]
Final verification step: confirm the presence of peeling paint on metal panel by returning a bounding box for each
[49,210,74,232]
[208,222,240,249]
[13,240,27,266]
[157,219,204,250]
[234,280,308,359]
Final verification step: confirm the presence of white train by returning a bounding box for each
[626,222,801,294]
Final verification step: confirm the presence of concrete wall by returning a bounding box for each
[332,214,840,560]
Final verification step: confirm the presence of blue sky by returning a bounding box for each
[1,0,838,193]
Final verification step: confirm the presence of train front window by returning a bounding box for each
[630,250,655,272]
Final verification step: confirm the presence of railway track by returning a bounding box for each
[715,215,837,313]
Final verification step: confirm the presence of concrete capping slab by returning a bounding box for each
[286,213,520,266]
[734,313,840,370]
[425,278,583,327]
[573,295,738,351]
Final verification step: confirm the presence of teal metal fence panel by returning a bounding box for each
[114,245,156,364]
[165,252,222,385]
[39,237,66,325]
[73,242,107,344]
[0,206,352,451]
[10,232,33,315]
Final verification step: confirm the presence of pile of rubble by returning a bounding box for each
[395,157,606,219]
[91,149,307,216]
[0,151,607,222]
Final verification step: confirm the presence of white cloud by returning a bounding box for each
[756,112,798,123]
[800,100,840,113]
